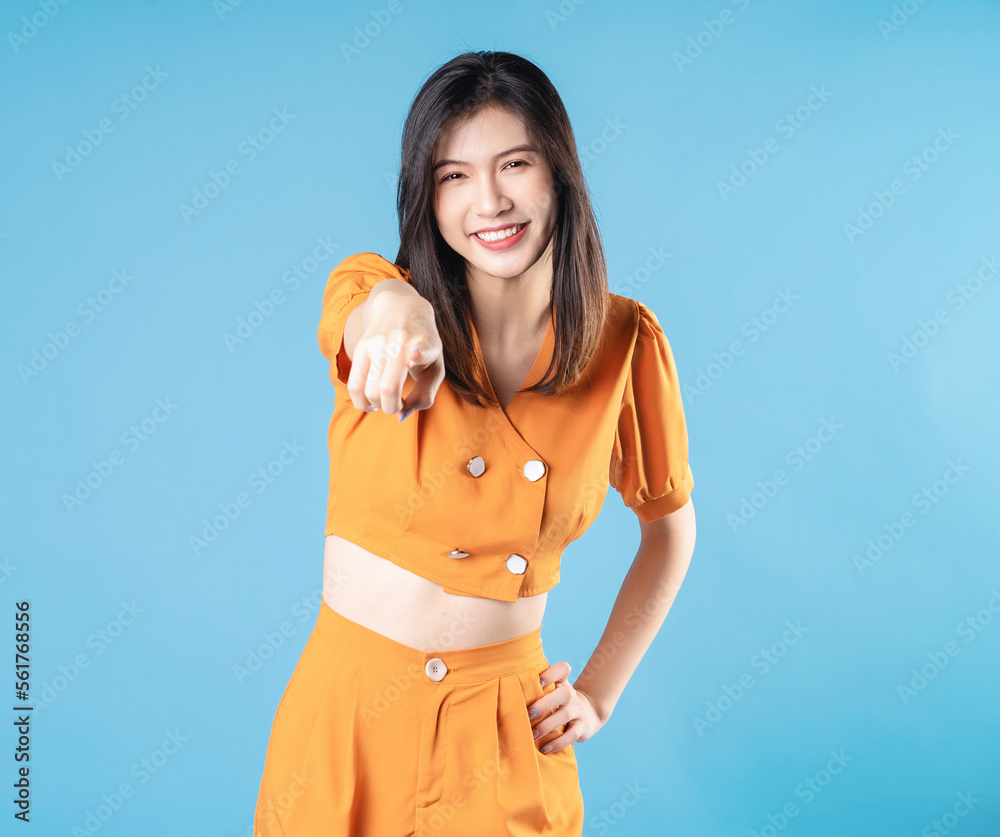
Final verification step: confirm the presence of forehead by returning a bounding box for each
[433,106,532,159]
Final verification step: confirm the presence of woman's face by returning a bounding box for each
[432,105,559,286]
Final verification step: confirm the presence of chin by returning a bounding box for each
[472,254,537,280]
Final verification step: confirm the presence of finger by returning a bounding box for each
[363,335,402,413]
[423,355,447,404]
[532,706,570,744]
[362,344,388,410]
[532,669,553,717]
[531,694,568,732]
[378,331,418,415]
[527,692,556,721]
[539,724,578,755]
[397,342,430,414]
[400,353,445,416]
[540,660,571,688]
[347,346,378,412]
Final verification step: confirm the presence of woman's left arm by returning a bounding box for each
[530,500,696,753]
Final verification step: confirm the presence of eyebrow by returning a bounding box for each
[431,144,540,172]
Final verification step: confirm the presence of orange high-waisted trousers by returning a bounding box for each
[253,598,585,836]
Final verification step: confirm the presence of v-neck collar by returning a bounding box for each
[469,310,554,417]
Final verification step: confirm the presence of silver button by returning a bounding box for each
[506,553,528,575]
[523,459,546,481]
[425,657,448,681]
[467,455,486,477]
[446,549,469,559]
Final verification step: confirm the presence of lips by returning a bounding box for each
[470,221,529,251]
[473,222,527,241]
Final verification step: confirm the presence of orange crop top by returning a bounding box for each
[317,252,694,602]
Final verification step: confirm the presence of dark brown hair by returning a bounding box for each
[393,50,610,409]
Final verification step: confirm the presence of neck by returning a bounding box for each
[466,237,554,346]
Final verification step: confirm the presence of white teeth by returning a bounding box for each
[475,223,524,242]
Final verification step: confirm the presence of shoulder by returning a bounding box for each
[606,292,639,337]
[329,251,412,282]
[607,293,665,345]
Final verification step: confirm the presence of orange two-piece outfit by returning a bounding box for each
[253,252,695,836]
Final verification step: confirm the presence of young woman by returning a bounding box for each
[254,50,697,836]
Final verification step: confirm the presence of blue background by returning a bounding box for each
[3,1,999,834]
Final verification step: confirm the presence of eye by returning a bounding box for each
[439,161,528,183]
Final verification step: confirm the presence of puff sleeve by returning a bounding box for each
[609,300,695,521]
[317,252,412,388]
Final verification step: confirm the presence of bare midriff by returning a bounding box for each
[322,533,548,652]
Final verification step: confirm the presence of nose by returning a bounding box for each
[471,172,511,218]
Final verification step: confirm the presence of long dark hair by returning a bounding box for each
[393,50,610,409]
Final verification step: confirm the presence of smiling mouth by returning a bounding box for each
[473,223,527,242]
